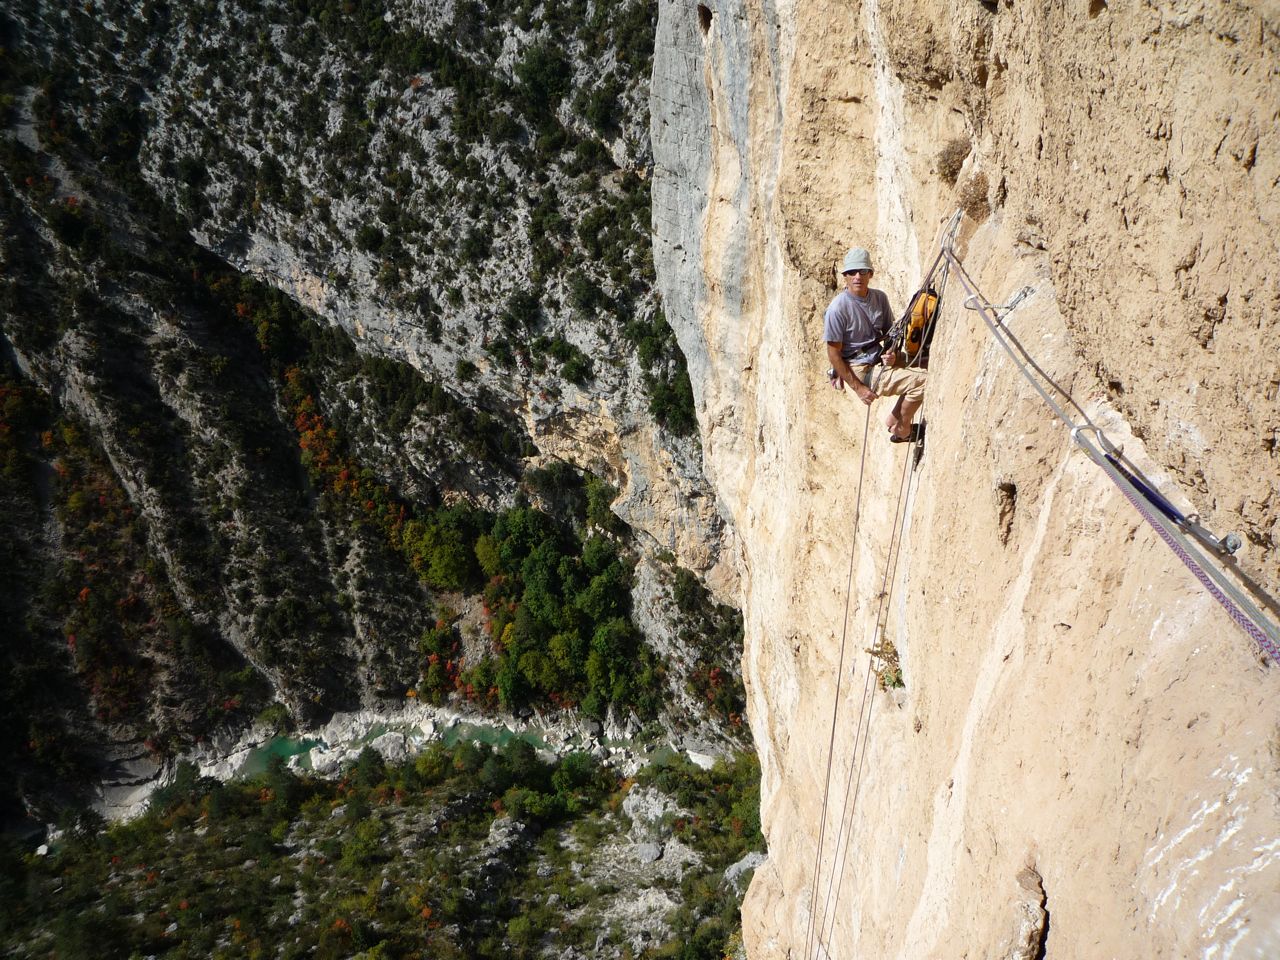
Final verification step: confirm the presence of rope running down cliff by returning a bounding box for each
[939,220,1280,661]
[810,252,958,959]
[802,404,873,960]
[803,239,953,960]
[812,428,918,960]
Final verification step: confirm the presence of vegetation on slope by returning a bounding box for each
[0,2,744,818]
[0,745,763,959]
[0,8,757,953]
[2,0,697,431]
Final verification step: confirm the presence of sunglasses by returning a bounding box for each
[843,268,872,276]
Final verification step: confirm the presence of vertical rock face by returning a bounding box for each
[653,0,1280,956]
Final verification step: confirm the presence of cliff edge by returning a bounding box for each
[653,0,1280,955]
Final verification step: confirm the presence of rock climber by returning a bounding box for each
[823,247,925,443]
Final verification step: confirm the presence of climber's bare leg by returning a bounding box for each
[888,397,921,439]
[885,397,904,434]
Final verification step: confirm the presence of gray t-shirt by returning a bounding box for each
[823,289,894,365]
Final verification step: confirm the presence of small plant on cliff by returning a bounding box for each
[868,637,904,691]
[959,171,991,222]
[936,137,970,185]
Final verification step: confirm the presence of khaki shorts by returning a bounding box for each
[851,360,926,404]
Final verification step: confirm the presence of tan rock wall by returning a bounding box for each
[653,0,1280,956]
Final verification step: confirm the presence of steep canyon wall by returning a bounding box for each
[653,0,1280,956]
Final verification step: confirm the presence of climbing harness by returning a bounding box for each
[940,213,1280,659]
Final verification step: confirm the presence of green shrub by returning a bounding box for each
[460,227,491,263]
[486,337,515,368]
[648,364,696,435]
[560,354,590,385]
[515,43,572,120]
[355,224,385,253]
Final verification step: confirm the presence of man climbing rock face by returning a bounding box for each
[823,247,926,442]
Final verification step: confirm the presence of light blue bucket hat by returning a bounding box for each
[841,247,873,273]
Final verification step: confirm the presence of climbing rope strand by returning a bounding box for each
[971,259,1263,577]
[803,405,872,960]
[813,640,878,958]
[964,278,1243,558]
[940,217,1096,429]
[944,252,1085,430]
[939,231,1280,658]
[814,427,916,947]
[811,429,913,954]
[819,434,919,944]
[1081,433,1280,661]
[1103,446,1267,586]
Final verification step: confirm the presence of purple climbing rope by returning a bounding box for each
[1105,468,1279,662]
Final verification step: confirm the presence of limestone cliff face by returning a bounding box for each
[653,0,1280,956]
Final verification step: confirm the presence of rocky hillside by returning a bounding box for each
[650,0,1280,956]
[4,0,725,557]
[0,0,751,833]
